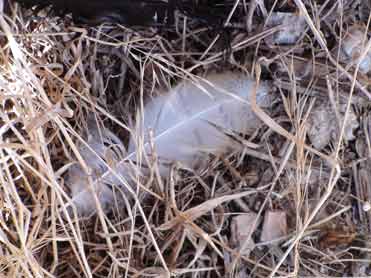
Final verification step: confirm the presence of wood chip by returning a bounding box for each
[230,213,259,256]
[260,211,287,243]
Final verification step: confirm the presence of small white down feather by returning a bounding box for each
[66,121,129,215]
[66,72,273,215]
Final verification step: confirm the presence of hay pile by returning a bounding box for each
[0,1,371,277]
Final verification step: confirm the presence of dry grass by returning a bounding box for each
[0,0,371,277]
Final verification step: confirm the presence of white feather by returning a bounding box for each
[66,121,128,215]
[128,72,272,174]
[66,72,272,215]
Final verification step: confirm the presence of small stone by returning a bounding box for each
[363,202,371,212]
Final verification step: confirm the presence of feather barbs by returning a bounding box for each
[129,72,272,174]
[66,72,273,215]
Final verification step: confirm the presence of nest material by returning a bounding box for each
[0,0,370,277]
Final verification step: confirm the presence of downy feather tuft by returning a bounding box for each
[66,119,128,216]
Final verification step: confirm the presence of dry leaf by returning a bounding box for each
[307,100,358,150]
[319,228,357,249]
[260,211,287,243]
[230,213,259,257]
[340,25,371,74]
[265,12,306,45]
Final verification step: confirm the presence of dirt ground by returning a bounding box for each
[0,0,371,277]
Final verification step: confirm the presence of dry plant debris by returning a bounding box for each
[339,25,371,74]
[0,0,371,277]
[318,227,357,249]
[260,211,287,243]
[265,12,306,45]
[307,99,359,150]
[230,213,259,257]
